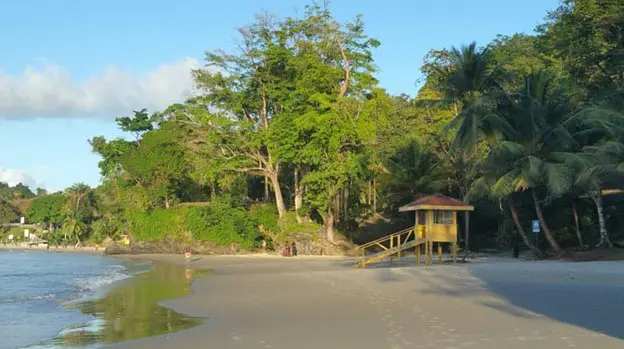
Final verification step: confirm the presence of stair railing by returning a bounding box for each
[355,227,416,263]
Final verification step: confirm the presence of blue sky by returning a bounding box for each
[0,0,560,191]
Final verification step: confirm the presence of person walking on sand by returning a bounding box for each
[290,241,297,257]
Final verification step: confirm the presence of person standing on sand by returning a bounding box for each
[291,241,297,257]
[261,239,267,253]
[282,243,291,257]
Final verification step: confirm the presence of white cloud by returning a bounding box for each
[0,168,42,190]
[0,58,200,119]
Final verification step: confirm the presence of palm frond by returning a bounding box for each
[543,162,572,196]
[493,141,528,159]
[491,169,522,198]
[466,176,493,201]
[549,151,587,170]
[525,155,544,181]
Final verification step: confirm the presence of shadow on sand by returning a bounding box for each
[370,260,624,340]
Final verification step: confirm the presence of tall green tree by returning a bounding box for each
[187,13,297,217]
[26,194,66,227]
[0,200,19,224]
[539,0,624,107]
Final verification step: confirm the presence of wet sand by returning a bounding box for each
[112,254,624,349]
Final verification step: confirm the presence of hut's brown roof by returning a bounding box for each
[399,194,474,212]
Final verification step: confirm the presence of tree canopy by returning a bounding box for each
[33,0,624,254]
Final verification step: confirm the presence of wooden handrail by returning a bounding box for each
[356,227,413,251]
[355,227,417,260]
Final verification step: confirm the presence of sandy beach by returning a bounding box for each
[106,254,624,349]
[0,243,103,254]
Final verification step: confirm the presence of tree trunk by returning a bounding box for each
[531,190,562,254]
[268,172,286,218]
[572,201,583,248]
[294,168,303,223]
[264,176,270,202]
[210,182,216,200]
[464,210,470,259]
[367,180,372,206]
[343,185,349,222]
[165,199,170,209]
[324,205,336,243]
[334,194,340,224]
[508,196,541,257]
[592,193,613,248]
[372,178,377,215]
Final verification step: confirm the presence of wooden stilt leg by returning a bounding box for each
[390,237,394,265]
[430,242,434,265]
[428,241,432,265]
[452,242,457,264]
[427,242,433,264]
[416,244,421,265]
[438,243,443,264]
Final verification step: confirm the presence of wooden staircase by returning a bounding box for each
[355,227,432,268]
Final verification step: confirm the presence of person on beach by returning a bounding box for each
[290,241,297,257]
[282,243,291,257]
[261,239,267,253]
[184,247,192,262]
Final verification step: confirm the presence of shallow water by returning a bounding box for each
[0,251,205,349]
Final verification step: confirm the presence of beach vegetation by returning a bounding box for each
[28,0,624,255]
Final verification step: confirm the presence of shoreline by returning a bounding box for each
[6,251,624,348]
[18,253,206,349]
[0,244,104,254]
[112,254,624,349]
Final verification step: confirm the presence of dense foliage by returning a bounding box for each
[0,200,19,224]
[10,0,624,254]
[26,194,66,226]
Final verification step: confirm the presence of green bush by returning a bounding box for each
[277,212,320,241]
[128,197,259,247]
[249,203,279,233]
[90,218,123,243]
[128,208,184,241]
[190,197,259,247]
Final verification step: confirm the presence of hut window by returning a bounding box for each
[417,211,428,225]
[434,210,453,224]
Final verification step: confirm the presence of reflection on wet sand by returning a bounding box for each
[46,263,206,348]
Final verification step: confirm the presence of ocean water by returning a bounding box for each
[0,251,147,349]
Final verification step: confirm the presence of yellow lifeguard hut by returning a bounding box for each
[399,194,474,264]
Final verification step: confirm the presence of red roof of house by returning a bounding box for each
[399,194,474,212]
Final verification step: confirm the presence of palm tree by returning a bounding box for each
[63,183,95,246]
[481,70,586,254]
[468,158,542,257]
[434,42,513,153]
[575,140,624,248]
[483,69,623,254]
[62,215,88,247]
[380,140,447,210]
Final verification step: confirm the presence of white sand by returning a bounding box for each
[111,254,624,349]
